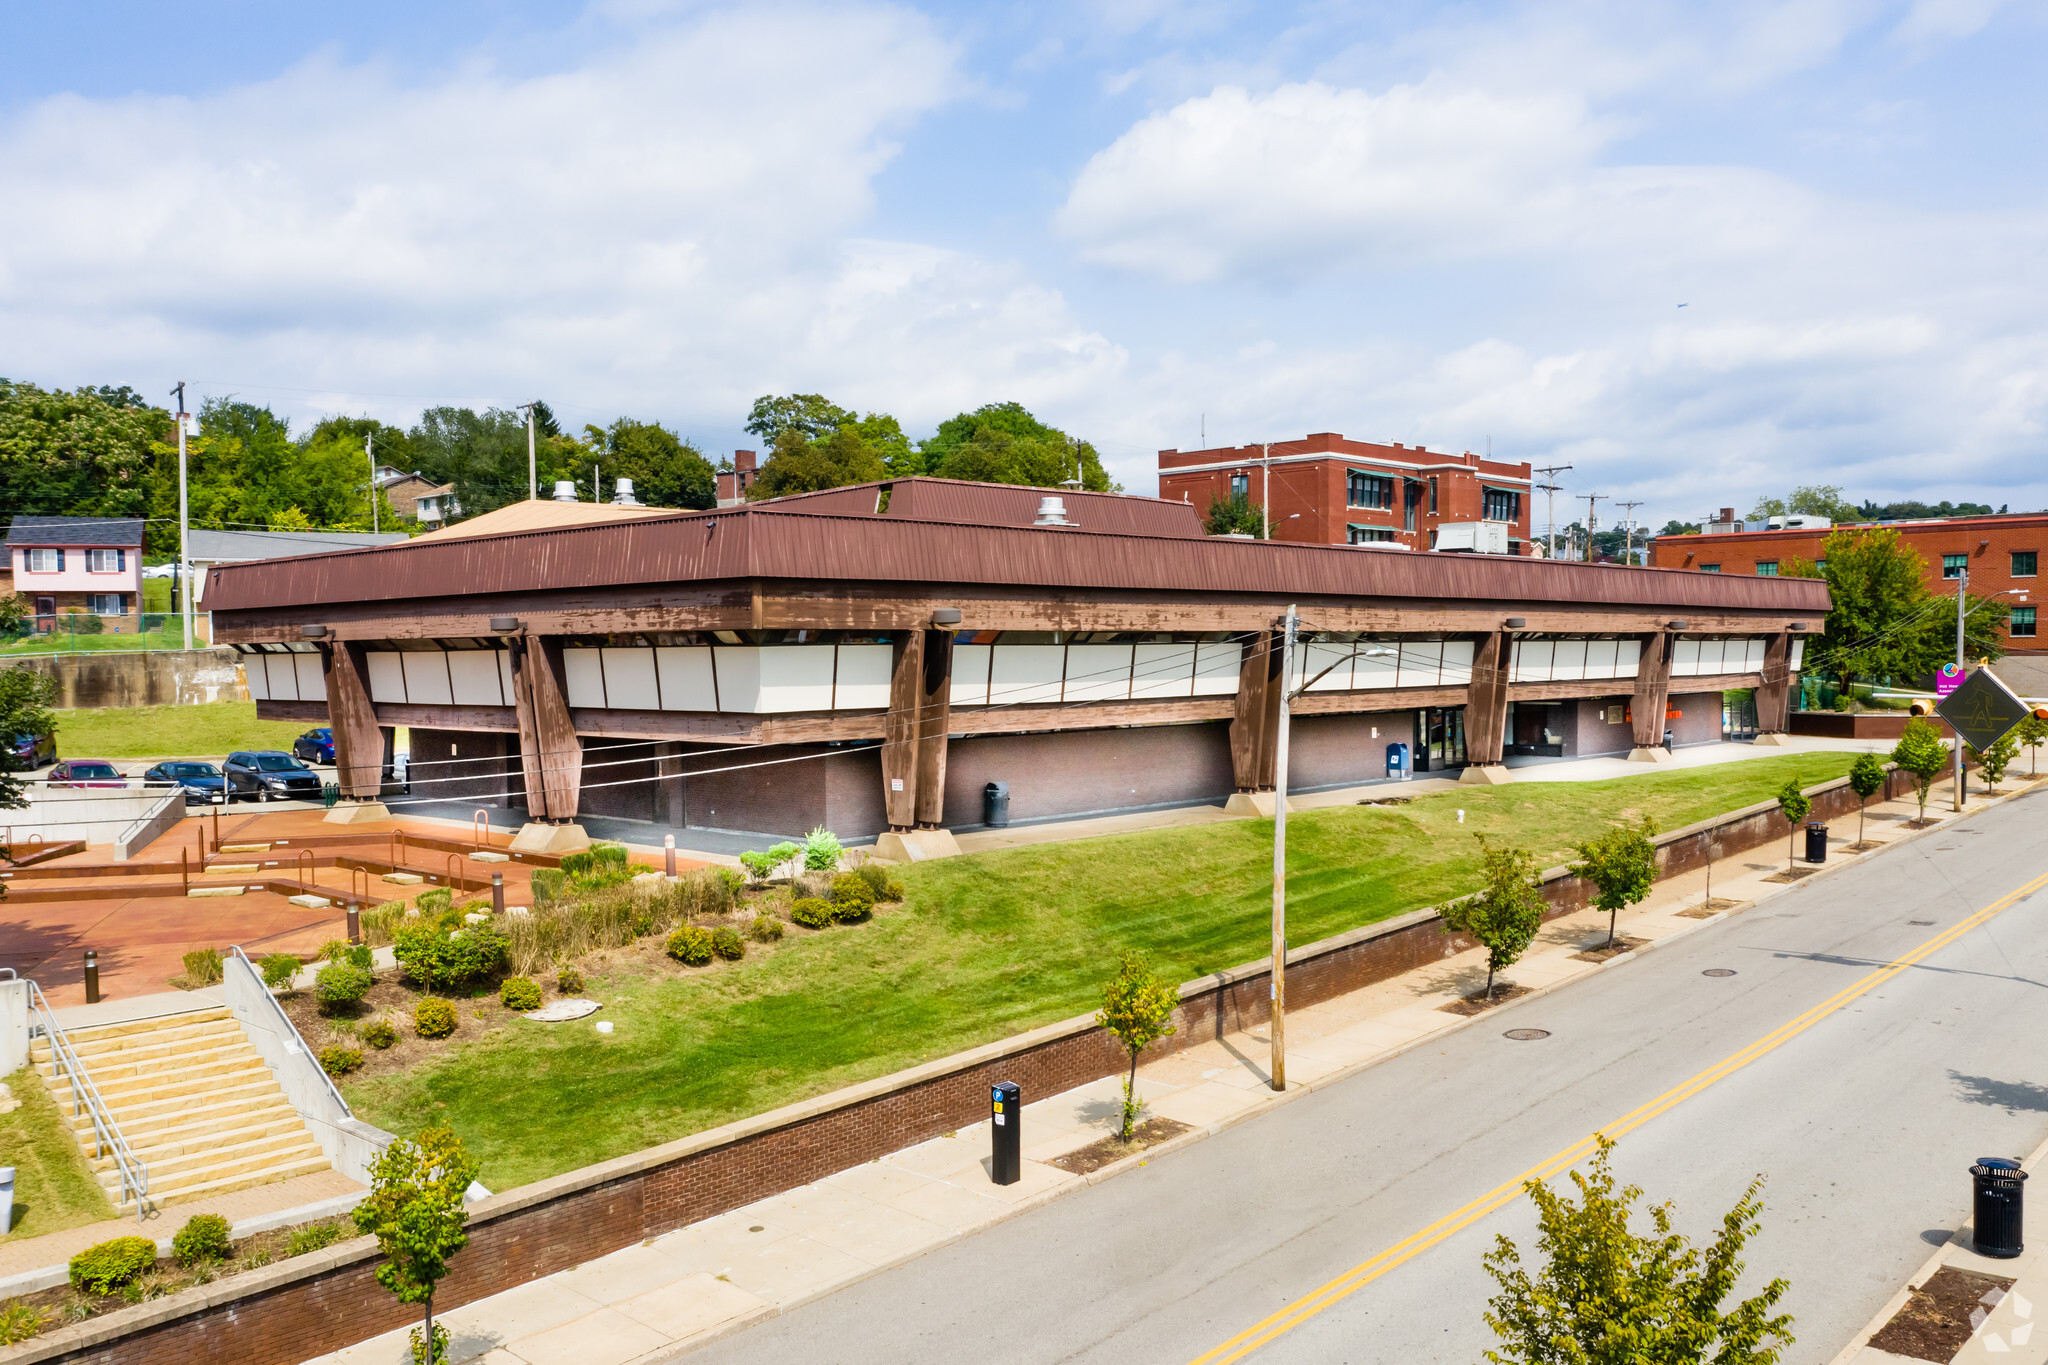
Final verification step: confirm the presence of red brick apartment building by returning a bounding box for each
[1649,511,2044,652]
[1157,433,1535,553]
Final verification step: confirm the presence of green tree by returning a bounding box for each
[2017,713,2048,778]
[1848,752,1887,844]
[744,393,855,447]
[919,402,1117,492]
[1,378,170,547]
[1785,528,2006,689]
[408,406,563,521]
[1482,1136,1793,1364]
[1444,840,1547,1000]
[353,1126,481,1365]
[0,667,57,815]
[1891,719,1950,821]
[1570,817,1658,950]
[1965,734,2019,795]
[1774,780,1811,874]
[583,418,716,510]
[1204,492,1266,537]
[1095,950,1179,1142]
[747,425,887,501]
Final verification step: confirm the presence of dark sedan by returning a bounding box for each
[7,733,55,769]
[292,728,335,764]
[223,751,323,803]
[143,761,228,804]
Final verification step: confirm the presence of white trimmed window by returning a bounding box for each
[88,548,126,572]
[24,549,61,572]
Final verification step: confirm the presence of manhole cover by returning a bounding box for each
[1503,1028,1550,1041]
[748,1225,764,1233]
[1702,968,1737,978]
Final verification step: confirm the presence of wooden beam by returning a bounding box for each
[1631,632,1673,748]
[254,699,329,722]
[512,636,583,820]
[913,629,952,828]
[1465,631,1510,764]
[322,642,384,798]
[881,632,923,829]
[371,704,517,733]
[1230,630,1281,791]
[1755,632,1792,732]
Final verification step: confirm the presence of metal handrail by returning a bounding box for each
[226,945,352,1119]
[21,977,150,1219]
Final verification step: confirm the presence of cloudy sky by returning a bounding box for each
[4,0,2045,529]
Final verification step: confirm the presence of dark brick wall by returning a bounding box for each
[1567,695,1633,756]
[410,727,514,803]
[941,722,1233,824]
[1670,690,1725,746]
[579,739,662,822]
[1287,711,1415,788]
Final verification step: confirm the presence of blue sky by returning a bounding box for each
[4,0,2046,530]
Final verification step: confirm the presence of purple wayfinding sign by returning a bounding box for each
[1936,663,1966,697]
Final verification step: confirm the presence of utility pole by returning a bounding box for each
[516,401,540,501]
[1617,499,1644,566]
[1583,494,1604,562]
[1954,570,1967,812]
[365,431,379,534]
[1261,443,1272,540]
[172,381,192,645]
[1269,605,1298,1092]
[1533,464,1571,559]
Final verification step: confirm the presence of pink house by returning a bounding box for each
[5,516,145,622]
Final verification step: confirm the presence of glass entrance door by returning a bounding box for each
[1414,707,1468,771]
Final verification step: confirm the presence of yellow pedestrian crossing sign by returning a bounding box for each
[1934,668,2031,751]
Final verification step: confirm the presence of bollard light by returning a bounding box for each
[83,950,100,1005]
[492,872,505,916]
[990,1081,1021,1185]
[664,834,676,878]
[346,901,362,945]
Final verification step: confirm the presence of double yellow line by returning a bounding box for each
[1188,865,2048,1365]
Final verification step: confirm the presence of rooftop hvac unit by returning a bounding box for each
[1433,521,1510,554]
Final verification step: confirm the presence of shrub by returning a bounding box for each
[286,1221,345,1256]
[415,887,453,914]
[746,913,784,943]
[592,842,629,870]
[629,909,654,937]
[172,1214,232,1267]
[1831,693,1853,713]
[319,1046,363,1077]
[790,897,834,929]
[315,962,374,1012]
[854,863,893,900]
[831,872,876,915]
[414,998,457,1038]
[531,867,569,906]
[318,939,353,962]
[766,840,801,873]
[711,926,745,960]
[500,976,542,1011]
[393,922,508,989]
[884,878,905,901]
[559,850,595,876]
[259,953,301,989]
[361,1018,398,1050]
[0,1302,47,1345]
[557,965,585,995]
[802,826,843,871]
[181,947,223,987]
[665,925,714,965]
[738,849,776,882]
[69,1237,156,1295]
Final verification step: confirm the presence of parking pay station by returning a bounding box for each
[990,1081,1021,1185]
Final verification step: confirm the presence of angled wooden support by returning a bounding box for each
[1630,630,1675,756]
[511,635,583,821]
[1464,630,1511,766]
[1230,630,1281,792]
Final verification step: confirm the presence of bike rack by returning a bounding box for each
[473,809,492,850]
[296,848,317,894]
[444,852,464,891]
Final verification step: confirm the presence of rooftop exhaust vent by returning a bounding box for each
[552,480,578,503]
[614,477,640,506]
[1034,496,1072,527]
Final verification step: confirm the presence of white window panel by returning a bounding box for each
[447,651,503,706]
[1790,638,1806,671]
[1551,638,1588,681]
[833,644,894,710]
[655,647,717,711]
[401,650,453,706]
[950,644,991,705]
[601,648,660,711]
[1671,638,1701,676]
[1355,643,1400,688]
[1065,644,1135,702]
[1699,638,1729,674]
[1192,641,1243,695]
[717,646,834,713]
[498,651,516,703]
[294,653,327,703]
[1746,638,1767,671]
[366,652,407,703]
[989,645,1066,706]
[562,648,606,709]
[1584,639,1619,678]
[1440,639,1475,686]
[1397,641,1444,688]
[1302,642,1354,692]
[1131,643,1196,699]
[1617,639,1642,675]
[1514,639,1553,683]
[266,654,299,702]
[244,654,271,701]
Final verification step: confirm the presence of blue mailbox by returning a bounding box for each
[1385,742,1410,780]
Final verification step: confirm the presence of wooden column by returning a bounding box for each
[1756,631,1792,733]
[511,636,583,820]
[1230,630,1281,791]
[322,642,384,798]
[913,630,953,828]
[1464,631,1511,765]
[1631,631,1673,747]
[882,631,925,830]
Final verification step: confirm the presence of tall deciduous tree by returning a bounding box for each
[1204,493,1265,537]
[1,378,169,545]
[1095,950,1179,1142]
[1444,840,1547,1000]
[1785,528,2006,688]
[919,402,1117,491]
[744,393,855,447]
[1482,1136,1794,1364]
[1570,816,1658,949]
[353,1126,481,1365]
[0,668,58,814]
[583,418,716,510]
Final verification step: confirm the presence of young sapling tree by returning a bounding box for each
[1775,780,1812,874]
[353,1126,481,1365]
[1847,752,1887,845]
[1570,816,1657,950]
[1891,719,1950,822]
[1095,950,1179,1142]
[1443,840,1546,1001]
[2017,712,2048,779]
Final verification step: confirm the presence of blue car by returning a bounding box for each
[292,727,335,764]
[143,761,228,804]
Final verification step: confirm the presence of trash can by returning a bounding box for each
[1804,822,1828,864]
[1972,1158,2028,1257]
[1385,743,1409,781]
[983,781,1010,828]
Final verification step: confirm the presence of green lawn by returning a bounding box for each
[346,750,1860,1191]
[53,700,306,760]
[0,1067,116,1239]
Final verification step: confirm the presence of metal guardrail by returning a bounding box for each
[9,970,150,1219]
[226,946,353,1119]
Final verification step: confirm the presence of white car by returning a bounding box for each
[140,563,181,579]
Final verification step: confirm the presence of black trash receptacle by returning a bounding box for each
[1972,1158,2028,1257]
[1804,822,1829,864]
[984,781,1010,828]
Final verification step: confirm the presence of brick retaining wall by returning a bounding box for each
[2,767,1912,1365]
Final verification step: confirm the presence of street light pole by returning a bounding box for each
[1954,569,1967,812]
[172,381,191,645]
[1269,604,1298,1092]
[516,401,540,501]
[365,431,379,534]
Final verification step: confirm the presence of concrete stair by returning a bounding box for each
[31,1006,331,1213]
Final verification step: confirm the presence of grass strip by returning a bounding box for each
[0,1066,117,1239]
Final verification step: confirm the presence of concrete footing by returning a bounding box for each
[509,822,591,856]
[1627,747,1676,763]
[1223,791,1296,817]
[1751,731,1793,747]
[1458,764,1513,786]
[323,801,390,824]
[873,828,962,862]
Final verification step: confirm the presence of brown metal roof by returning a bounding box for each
[205,501,1831,615]
[746,476,1205,537]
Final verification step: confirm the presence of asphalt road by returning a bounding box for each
[682,788,2048,1365]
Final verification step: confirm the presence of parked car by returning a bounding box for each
[223,751,323,803]
[6,733,56,769]
[48,759,125,789]
[142,761,228,804]
[291,727,336,764]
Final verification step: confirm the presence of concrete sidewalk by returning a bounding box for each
[305,776,2022,1365]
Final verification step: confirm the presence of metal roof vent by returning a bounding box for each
[1034,496,1072,527]
[552,480,578,502]
[614,477,640,507]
